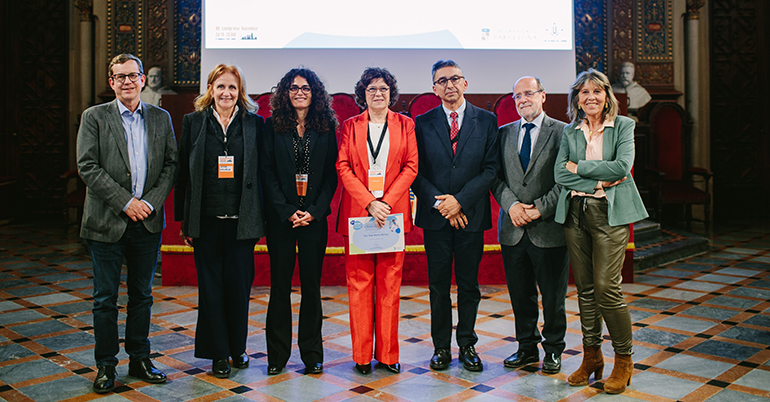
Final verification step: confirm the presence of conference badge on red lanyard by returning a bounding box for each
[218,155,235,178]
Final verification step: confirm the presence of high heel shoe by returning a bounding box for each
[567,345,604,386]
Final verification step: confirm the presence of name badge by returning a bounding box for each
[296,174,308,196]
[368,169,384,198]
[218,156,234,179]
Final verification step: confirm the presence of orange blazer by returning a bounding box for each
[336,110,418,237]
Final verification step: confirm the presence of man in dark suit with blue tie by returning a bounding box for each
[77,54,177,393]
[491,76,569,374]
[413,60,500,372]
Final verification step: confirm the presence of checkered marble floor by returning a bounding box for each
[1,222,770,402]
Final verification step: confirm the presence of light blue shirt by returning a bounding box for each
[117,101,153,212]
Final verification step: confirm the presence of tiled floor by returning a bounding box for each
[1,222,770,401]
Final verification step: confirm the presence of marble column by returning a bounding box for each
[685,0,705,168]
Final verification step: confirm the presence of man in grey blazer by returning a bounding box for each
[491,77,569,374]
[77,54,177,393]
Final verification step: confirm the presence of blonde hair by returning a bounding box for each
[566,69,619,124]
[194,64,257,113]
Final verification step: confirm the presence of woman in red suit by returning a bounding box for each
[336,67,418,374]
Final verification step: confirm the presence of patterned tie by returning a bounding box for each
[450,112,459,154]
[520,123,535,171]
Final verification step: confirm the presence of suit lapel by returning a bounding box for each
[142,104,156,177]
[574,124,588,161]
[279,129,297,172]
[385,111,402,182]
[190,112,207,180]
[507,121,524,174]
[106,100,132,170]
[528,116,553,173]
[242,113,256,188]
[602,123,616,161]
[355,110,370,172]
[430,108,453,157]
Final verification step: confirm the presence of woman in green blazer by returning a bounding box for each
[554,69,647,394]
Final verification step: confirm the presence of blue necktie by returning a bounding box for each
[520,123,535,171]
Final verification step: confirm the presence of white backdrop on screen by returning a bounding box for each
[201,0,576,94]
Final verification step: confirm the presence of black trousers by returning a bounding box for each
[193,217,257,360]
[265,217,327,367]
[424,225,484,349]
[501,232,569,355]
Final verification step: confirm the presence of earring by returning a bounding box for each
[604,103,609,109]
[578,105,582,110]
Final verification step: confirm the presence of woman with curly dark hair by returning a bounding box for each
[336,67,418,375]
[261,68,338,376]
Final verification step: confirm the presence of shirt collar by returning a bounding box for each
[523,111,545,129]
[117,100,143,116]
[578,117,615,132]
[212,105,240,123]
[442,100,466,118]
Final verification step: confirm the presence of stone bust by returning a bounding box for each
[140,66,176,106]
[611,62,651,111]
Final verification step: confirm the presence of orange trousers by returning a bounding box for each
[344,242,404,366]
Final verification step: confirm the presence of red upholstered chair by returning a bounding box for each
[643,102,712,229]
[253,92,272,119]
[407,93,441,118]
[331,93,361,127]
[493,92,520,127]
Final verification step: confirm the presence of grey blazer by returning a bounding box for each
[492,114,566,248]
[174,109,265,240]
[77,100,178,243]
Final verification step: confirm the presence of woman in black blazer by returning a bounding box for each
[261,68,338,375]
[175,64,265,379]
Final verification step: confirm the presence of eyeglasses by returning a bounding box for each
[111,73,143,83]
[289,85,311,94]
[433,75,464,87]
[366,87,390,95]
[513,90,543,101]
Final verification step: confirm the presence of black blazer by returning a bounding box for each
[174,109,266,240]
[260,117,338,223]
[412,102,500,232]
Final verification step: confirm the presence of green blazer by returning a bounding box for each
[554,115,648,226]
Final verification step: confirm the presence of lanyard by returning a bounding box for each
[367,121,388,163]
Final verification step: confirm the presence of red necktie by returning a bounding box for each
[450,112,459,154]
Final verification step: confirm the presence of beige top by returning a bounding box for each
[571,118,615,199]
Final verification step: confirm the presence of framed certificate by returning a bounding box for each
[348,213,405,255]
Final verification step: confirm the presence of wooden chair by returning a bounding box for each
[61,170,86,232]
[407,93,441,118]
[493,92,520,127]
[642,102,712,230]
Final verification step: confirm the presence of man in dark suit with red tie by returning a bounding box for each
[412,60,500,372]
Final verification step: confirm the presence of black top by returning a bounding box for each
[201,110,244,217]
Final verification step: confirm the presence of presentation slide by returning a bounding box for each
[200,0,576,94]
[205,0,572,50]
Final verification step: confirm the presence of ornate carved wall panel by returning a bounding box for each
[9,0,69,214]
[575,0,608,73]
[709,0,769,221]
[144,0,169,69]
[174,0,201,85]
[611,0,635,66]
[637,0,673,62]
[107,0,142,61]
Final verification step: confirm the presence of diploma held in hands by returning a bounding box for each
[348,213,405,255]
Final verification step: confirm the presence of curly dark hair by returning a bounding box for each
[353,67,399,109]
[270,68,338,133]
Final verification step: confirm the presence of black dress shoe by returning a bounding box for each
[212,359,231,378]
[232,353,249,369]
[503,349,539,368]
[355,362,372,374]
[128,358,167,383]
[93,365,116,394]
[267,365,283,375]
[542,352,561,374]
[459,346,483,372]
[430,348,451,370]
[304,363,323,374]
[381,362,400,373]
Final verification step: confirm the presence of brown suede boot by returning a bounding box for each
[567,345,604,386]
[604,353,633,394]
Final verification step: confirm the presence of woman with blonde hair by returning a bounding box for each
[175,64,264,378]
[554,69,647,394]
